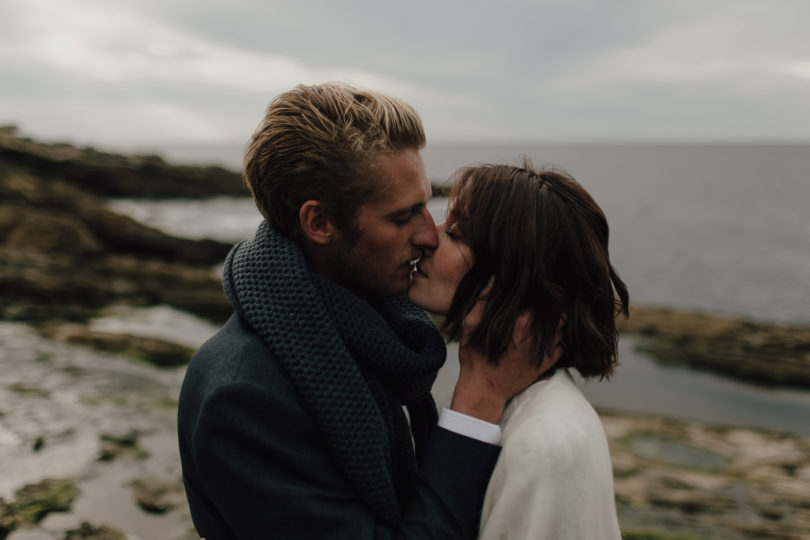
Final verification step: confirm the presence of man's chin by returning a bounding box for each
[387,280,412,298]
[350,275,410,299]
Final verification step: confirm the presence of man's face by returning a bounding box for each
[327,148,438,298]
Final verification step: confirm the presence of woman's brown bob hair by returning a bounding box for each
[442,161,629,379]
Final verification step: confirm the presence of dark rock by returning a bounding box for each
[622,533,713,540]
[7,384,49,398]
[32,436,45,452]
[0,498,16,540]
[11,478,79,524]
[0,170,232,264]
[132,477,185,514]
[0,163,237,301]
[64,522,127,540]
[97,430,148,462]
[618,306,810,389]
[100,430,138,448]
[42,324,195,367]
[0,131,248,198]
[1,153,234,326]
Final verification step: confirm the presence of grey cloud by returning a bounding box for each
[2,0,810,144]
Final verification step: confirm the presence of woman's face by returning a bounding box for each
[408,218,472,315]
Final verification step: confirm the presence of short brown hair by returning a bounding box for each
[243,82,426,241]
[442,161,629,379]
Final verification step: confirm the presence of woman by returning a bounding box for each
[408,161,628,539]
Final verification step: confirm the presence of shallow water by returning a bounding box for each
[438,339,810,436]
[623,433,731,471]
[0,322,193,538]
[147,143,810,324]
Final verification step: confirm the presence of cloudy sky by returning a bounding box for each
[1,0,809,148]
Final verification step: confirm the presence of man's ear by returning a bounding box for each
[299,200,335,245]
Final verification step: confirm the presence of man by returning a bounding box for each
[178,83,543,538]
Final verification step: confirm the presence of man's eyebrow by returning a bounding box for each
[385,201,425,219]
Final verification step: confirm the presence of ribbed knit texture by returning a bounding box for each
[223,221,446,526]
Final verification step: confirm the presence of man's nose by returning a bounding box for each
[413,206,438,249]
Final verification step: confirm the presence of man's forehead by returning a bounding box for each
[371,149,431,206]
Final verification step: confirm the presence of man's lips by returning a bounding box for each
[410,259,427,278]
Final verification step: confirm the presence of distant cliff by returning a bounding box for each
[0,125,247,198]
[0,127,233,324]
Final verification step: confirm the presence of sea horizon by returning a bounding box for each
[108,142,810,326]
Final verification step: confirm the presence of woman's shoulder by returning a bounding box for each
[502,370,600,429]
[499,370,611,466]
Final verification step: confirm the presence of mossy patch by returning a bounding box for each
[51,326,195,368]
[2,478,79,529]
[132,477,185,514]
[64,521,127,539]
[98,431,150,462]
[7,383,50,398]
[625,310,810,390]
[623,532,712,540]
[153,397,179,410]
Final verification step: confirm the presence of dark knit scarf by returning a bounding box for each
[222,221,446,527]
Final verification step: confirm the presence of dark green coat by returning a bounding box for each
[178,314,500,539]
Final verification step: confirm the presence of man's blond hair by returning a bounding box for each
[244,82,426,241]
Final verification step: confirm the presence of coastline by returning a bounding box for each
[2,319,808,539]
[2,129,809,538]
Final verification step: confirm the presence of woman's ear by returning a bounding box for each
[299,200,335,245]
[556,313,568,347]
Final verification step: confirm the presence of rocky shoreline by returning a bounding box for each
[617,307,810,390]
[2,320,808,539]
[2,129,809,538]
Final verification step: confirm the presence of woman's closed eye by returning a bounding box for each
[445,227,464,242]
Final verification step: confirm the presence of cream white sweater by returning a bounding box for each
[479,369,621,540]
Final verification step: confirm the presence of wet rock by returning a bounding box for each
[606,412,810,538]
[100,430,138,448]
[7,385,49,399]
[617,306,810,389]
[648,490,736,515]
[6,530,53,540]
[42,324,194,368]
[0,247,231,324]
[0,130,247,198]
[131,477,185,514]
[97,430,148,462]
[622,533,712,540]
[32,437,44,452]
[0,206,102,255]
[0,499,16,540]
[9,479,79,525]
[0,164,232,325]
[64,522,126,540]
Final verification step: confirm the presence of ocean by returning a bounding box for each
[138,142,810,325]
[111,143,810,434]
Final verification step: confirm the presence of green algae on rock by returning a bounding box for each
[64,521,127,540]
[0,478,80,537]
[617,306,810,389]
[42,324,195,368]
[12,478,79,523]
[622,532,712,540]
[132,477,186,514]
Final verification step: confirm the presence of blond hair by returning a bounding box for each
[244,82,426,241]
